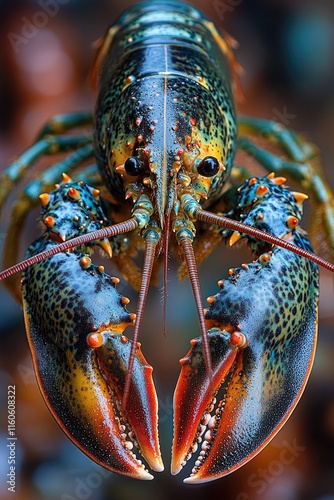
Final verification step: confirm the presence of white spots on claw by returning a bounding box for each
[181,397,221,474]
[199,424,206,436]
[208,415,217,429]
[202,413,210,426]
[201,441,210,452]
[190,442,198,453]
[204,430,213,442]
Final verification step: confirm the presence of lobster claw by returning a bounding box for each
[172,246,318,483]
[22,239,163,479]
[90,330,164,474]
[172,175,319,483]
[171,329,241,476]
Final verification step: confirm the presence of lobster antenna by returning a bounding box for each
[196,209,334,273]
[162,212,171,339]
[1,209,333,282]
[122,235,158,409]
[181,238,212,380]
[0,218,138,281]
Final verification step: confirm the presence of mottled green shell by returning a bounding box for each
[202,177,319,477]
[175,176,319,481]
[94,1,237,218]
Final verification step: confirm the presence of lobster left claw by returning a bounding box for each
[22,238,163,479]
[172,200,319,482]
[172,262,318,483]
[171,328,241,477]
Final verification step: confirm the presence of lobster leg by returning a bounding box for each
[0,111,94,211]
[2,148,96,300]
[35,111,93,140]
[238,115,334,255]
[172,174,319,483]
[238,116,309,162]
[0,134,93,210]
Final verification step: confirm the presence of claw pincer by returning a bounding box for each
[21,178,163,479]
[172,176,319,483]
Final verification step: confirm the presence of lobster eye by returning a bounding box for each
[197,156,220,177]
[124,157,144,176]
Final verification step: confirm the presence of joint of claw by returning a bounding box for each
[286,216,299,229]
[230,331,247,348]
[86,332,104,348]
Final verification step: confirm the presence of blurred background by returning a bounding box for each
[0,0,334,499]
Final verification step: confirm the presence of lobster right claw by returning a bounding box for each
[92,330,164,475]
[22,239,163,480]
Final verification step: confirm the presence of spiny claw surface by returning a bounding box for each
[172,176,319,483]
[22,238,163,479]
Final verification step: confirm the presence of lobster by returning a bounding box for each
[1,0,334,484]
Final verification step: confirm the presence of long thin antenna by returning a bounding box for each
[162,212,171,339]
[122,236,157,409]
[196,209,334,273]
[180,237,212,379]
[0,218,138,280]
